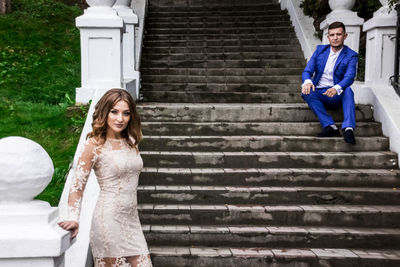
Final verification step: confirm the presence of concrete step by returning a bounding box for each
[142,91,303,103]
[138,204,400,227]
[140,151,398,169]
[141,121,383,136]
[143,38,301,47]
[141,74,302,83]
[137,103,373,122]
[147,10,285,18]
[144,32,298,41]
[140,136,389,152]
[144,225,400,249]
[149,0,279,7]
[139,168,400,187]
[140,83,301,93]
[141,59,306,68]
[145,14,290,23]
[141,51,304,60]
[137,186,400,205]
[141,67,304,78]
[149,246,400,267]
[145,21,292,29]
[148,5,282,12]
[142,44,303,53]
[146,26,294,35]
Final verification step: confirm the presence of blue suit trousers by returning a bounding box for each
[301,87,356,130]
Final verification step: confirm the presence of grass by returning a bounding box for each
[0,0,85,206]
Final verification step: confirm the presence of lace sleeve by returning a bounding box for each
[67,138,98,222]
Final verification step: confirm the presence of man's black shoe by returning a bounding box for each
[317,126,340,137]
[343,129,356,144]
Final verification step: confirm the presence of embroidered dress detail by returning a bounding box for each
[67,137,152,266]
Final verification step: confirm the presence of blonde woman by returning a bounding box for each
[59,89,152,267]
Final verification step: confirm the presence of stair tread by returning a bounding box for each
[138,204,400,212]
[149,246,400,260]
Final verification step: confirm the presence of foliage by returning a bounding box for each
[0,0,82,104]
[0,0,85,206]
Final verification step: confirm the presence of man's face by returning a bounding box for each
[327,27,347,49]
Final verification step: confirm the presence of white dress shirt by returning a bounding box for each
[303,47,344,95]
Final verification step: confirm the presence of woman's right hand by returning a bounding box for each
[58,221,79,239]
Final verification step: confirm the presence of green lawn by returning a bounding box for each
[0,0,85,206]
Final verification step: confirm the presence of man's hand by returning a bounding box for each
[58,221,79,239]
[301,83,315,95]
[323,88,338,98]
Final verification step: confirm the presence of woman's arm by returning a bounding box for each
[58,138,98,238]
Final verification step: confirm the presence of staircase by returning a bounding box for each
[137,0,400,266]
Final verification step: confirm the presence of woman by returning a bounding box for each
[58,89,152,267]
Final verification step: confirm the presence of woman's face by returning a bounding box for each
[106,100,131,137]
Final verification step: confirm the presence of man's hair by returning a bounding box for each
[328,21,346,33]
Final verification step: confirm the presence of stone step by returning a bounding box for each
[140,136,389,152]
[149,0,279,7]
[141,121,382,136]
[149,246,400,267]
[148,5,282,12]
[141,67,304,78]
[143,38,301,47]
[140,83,301,93]
[139,168,400,187]
[145,21,292,29]
[138,204,400,227]
[137,103,373,122]
[145,14,290,23]
[137,186,400,205]
[140,151,398,169]
[141,51,304,60]
[142,91,302,103]
[141,59,306,68]
[142,45,302,53]
[146,26,294,35]
[147,10,285,18]
[144,225,400,249]
[144,32,297,41]
[141,74,302,83]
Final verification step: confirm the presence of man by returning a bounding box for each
[301,21,358,144]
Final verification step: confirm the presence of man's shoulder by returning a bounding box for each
[315,44,330,52]
[343,45,358,57]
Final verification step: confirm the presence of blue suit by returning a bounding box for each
[301,44,358,130]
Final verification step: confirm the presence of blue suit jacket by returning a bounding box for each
[302,44,358,89]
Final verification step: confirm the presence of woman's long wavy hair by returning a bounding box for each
[87,89,142,148]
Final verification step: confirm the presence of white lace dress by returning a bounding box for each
[68,137,152,267]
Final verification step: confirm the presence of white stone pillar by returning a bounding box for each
[363,0,398,84]
[113,0,140,99]
[75,0,124,104]
[320,0,364,53]
[0,137,70,267]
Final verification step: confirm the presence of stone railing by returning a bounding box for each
[75,0,147,104]
[0,137,71,267]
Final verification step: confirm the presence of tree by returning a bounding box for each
[0,0,11,14]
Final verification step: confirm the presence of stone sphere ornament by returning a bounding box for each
[0,136,54,202]
[329,0,356,11]
[86,0,117,7]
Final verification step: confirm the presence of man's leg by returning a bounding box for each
[301,89,336,129]
[341,87,356,129]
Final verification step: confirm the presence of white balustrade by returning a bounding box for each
[320,0,364,53]
[75,0,124,104]
[0,137,70,267]
[363,0,398,84]
[113,0,140,99]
